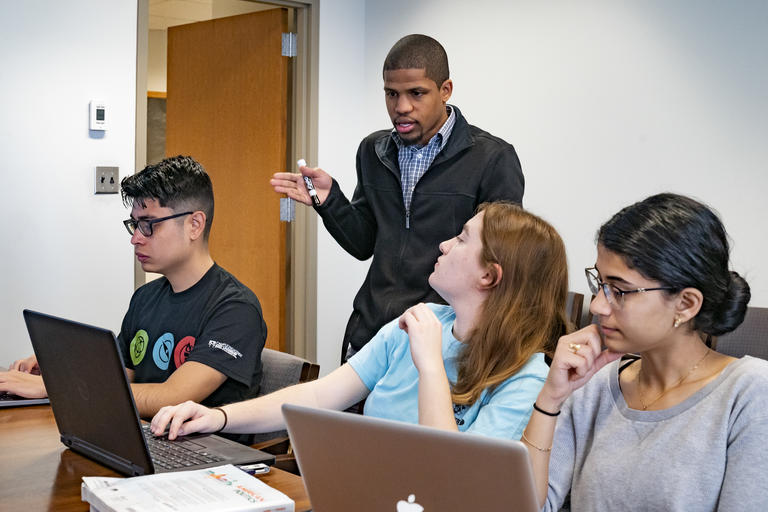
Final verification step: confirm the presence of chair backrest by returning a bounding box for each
[566,291,585,330]
[713,306,768,360]
[250,348,320,443]
[258,348,320,397]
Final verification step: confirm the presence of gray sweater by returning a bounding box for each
[545,356,768,511]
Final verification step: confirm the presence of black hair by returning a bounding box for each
[120,155,214,240]
[598,193,750,336]
[383,34,449,87]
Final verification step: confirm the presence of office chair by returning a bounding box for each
[713,306,768,360]
[566,291,585,330]
[249,348,320,474]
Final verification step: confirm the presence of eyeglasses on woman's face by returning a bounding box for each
[585,267,676,309]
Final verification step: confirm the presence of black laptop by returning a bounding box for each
[23,309,273,476]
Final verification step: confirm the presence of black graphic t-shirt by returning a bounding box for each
[117,263,266,408]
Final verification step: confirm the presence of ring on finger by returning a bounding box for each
[568,342,582,354]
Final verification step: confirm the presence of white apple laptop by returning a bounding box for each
[282,404,540,512]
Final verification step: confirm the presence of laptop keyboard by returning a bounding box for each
[0,392,44,402]
[142,425,225,470]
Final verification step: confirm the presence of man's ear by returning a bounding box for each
[439,78,453,103]
[479,262,502,290]
[188,211,207,241]
[674,287,704,326]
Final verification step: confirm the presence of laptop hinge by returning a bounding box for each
[62,434,149,476]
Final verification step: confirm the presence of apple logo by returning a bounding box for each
[396,494,423,512]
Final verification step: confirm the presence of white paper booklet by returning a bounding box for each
[81,464,294,512]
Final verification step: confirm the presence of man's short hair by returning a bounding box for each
[382,34,449,87]
[121,155,215,240]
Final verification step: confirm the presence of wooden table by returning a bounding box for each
[0,405,311,511]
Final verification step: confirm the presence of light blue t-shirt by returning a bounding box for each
[348,303,549,440]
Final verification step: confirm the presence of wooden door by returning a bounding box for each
[166,10,288,351]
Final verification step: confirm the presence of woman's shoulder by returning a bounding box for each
[721,356,768,394]
[521,352,549,379]
[425,303,455,321]
[483,353,548,404]
[731,355,768,373]
[709,357,768,428]
[494,353,549,389]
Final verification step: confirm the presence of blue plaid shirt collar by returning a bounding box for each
[392,106,456,225]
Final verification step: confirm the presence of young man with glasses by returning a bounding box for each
[1,156,267,422]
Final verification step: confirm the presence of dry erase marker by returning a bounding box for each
[298,158,321,207]
[239,463,270,475]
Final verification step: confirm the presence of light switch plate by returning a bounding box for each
[95,166,119,194]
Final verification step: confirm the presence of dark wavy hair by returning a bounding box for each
[121,155,214,240]
[598,193,750,336]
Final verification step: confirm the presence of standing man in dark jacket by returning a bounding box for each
[271,34,524,361]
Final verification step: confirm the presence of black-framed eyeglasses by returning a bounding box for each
[585,267,676,309]
[123,211,194,237]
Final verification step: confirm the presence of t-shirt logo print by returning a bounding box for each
[173,336,196,368]
[453,403,467,426]
[152,332,175,370]
[129,330,149,365]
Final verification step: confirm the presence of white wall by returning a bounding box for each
[315,0,369,374]
[0,1,137,365]
[313,0,768,374]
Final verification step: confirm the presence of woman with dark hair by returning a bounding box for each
[523,193,768,511]
[152,203,569,441]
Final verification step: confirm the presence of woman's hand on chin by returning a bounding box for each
[540,325,624,410]
[400,303,444,375]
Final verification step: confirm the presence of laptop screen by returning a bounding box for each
[24,310,153,473]
[283,404,540,512]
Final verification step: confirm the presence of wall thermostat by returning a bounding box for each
[89,100,107,131]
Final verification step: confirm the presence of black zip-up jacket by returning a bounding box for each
[316,106,524,359]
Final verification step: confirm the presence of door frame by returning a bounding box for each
[134,0,319,361]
